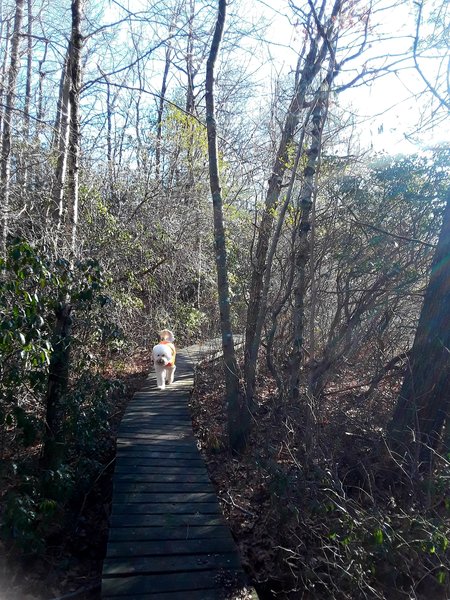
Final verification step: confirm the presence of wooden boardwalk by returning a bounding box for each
[102,342,257,599]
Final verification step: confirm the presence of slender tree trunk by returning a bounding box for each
[288,77,330,402]
[18,0,32,190]
[0,0,24,257]
[41,0,84,478]
[35,41,48,141]
[51,48,71,229]
[23,0,32,139]
[245,116,310,406]
[185,0,196,115]
[206,0,247,453]
[388,192,450,467]
[66,0,83,255]
[155,44,171,180]
[0,19,11,162]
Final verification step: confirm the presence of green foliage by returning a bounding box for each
[0,238,120,551]
[164,105,209,159]
[2,473,60,553]
[172,302,206,342]
[65,372,123,456]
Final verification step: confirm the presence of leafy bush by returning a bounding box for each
[0,239,120,551]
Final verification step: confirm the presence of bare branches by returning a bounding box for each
[412,0,450,112]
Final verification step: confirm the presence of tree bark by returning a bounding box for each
[155,43,171,180]
[51,47,71,229]
[288,76,330,402]
[205,0,247,453]
[0,0,24,256]
[41,0,84,477]
[40,303,72,472]
[388,192,450,466]
[23,0,32,140]
[66,0,83,256]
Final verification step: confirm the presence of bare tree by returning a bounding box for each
[244,0,344,407]
[41,0,84,474]
[205,0,246,453]
[1,0,24,256]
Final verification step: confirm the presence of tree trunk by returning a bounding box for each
[155,44,171,180]
[0,18,11,158]
[205,0,247,453]
[66,0,83,256]
[185,0,196,115]
[40,303,72,472]
[41,0,84,477]
[51,47,71,229]
[0,0,24,257]
[288,77,330,401]
[388,192,450,466]
[23,0,32,139]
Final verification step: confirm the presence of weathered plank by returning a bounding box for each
[106,536,237,558]
[103,551,241,576]
[113,471,210,483]
[112,491,217,503]
[103,589,220,600]
[114,464,206,473]
[108,524,234,542]
[102,569,248,597]
[113,482,215,494]
[110,512,225,528]
[111,501,221,516]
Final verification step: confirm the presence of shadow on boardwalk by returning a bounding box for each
[102,341,258,600]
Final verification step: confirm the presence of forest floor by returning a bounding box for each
[189,362,398,599]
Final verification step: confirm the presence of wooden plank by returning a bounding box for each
[116,446,200,457]
[103,588,220,600]
[118,432,196,441]
[106,536,236,558]
[108,525,234,542]
[115,451,201,460]
[118,428,194,437]
[102,569,248,596]
[117,446,204,464]
[111,502,221,516]
[110,513,224,528]
[116,441,198,451]
[113,482,214,494]
[117,437,196,447]
[114,460,206,472]
[112,492,217,503]
[120,420,191,427]
[121,410,191,417]
[103,551,241,576]
[114,465,206,474]
[114,472,210,483]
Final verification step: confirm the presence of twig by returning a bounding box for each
[221,491,256,518]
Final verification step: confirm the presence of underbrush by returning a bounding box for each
[0,351,151,600]
[190,363,450,600]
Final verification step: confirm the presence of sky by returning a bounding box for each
[99,0,449,157]
[247,0,449,155]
